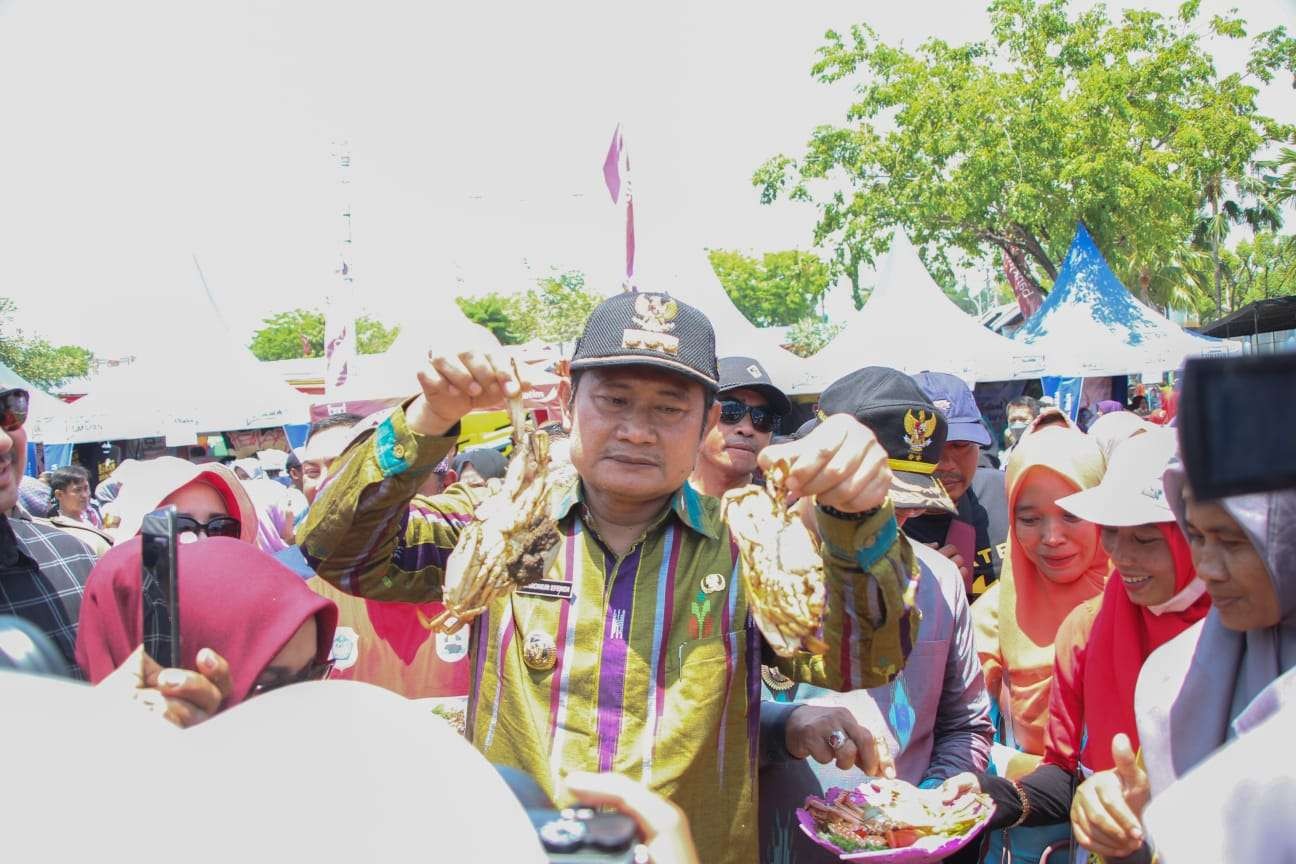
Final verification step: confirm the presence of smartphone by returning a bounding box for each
[140,506,180,669]
[1178,354,1296,501]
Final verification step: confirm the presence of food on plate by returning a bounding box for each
[801,779,991,855]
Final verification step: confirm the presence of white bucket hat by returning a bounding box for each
[1058,427,1178,526]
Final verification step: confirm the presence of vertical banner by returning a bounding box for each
[1041,376,1084,420]
[1003,249,1046,321]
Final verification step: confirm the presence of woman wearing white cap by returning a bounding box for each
[944,429,1209,863]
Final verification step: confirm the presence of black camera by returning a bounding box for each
[527,807,639,864]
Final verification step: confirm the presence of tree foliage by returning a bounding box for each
[455,271,602,346]
[0,297,95,389]
[706,249,833,326]
[784,317,845,358]
[455,295,520,344]
[248,309,400,361]
[756,0,1296,315]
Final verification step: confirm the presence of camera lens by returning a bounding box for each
[538,817,588,853]
[585,813,638,851]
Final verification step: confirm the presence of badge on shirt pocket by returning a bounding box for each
[436,629,470,663]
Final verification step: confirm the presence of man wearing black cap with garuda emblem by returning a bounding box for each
[300,290,920,864]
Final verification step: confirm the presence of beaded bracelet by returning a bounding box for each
[1008,779,1032,828]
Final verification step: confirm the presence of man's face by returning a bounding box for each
[301,425,358,504]
[0,417,28,514]
[699,388,772,481]
[288,466,303,492]
[566,367,715,506]
[1006,406,1034,427]
[55,479,91,519]
[934,439,979,503]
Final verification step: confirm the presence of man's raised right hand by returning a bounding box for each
[409,349,522,436]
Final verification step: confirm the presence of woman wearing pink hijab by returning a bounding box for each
[106,456,256,545]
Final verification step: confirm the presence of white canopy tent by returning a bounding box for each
[0,360,71,444]
[794,231,1046,394]
[1013,225,1240,377]
[617,242,810,394]
[60,349,311,444]
[60,262,311,444]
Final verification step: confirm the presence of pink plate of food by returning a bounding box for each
[797,779,993,863]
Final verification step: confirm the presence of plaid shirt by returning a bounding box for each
[1,508,96,676]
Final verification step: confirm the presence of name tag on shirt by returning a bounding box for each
[516,579,575,601]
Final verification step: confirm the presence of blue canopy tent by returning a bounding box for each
[1014,224,1239,377]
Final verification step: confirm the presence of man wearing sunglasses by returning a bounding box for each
[0,386,97,674]
[690,356,791,499]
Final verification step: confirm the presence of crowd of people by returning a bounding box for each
[0,291,1290,863]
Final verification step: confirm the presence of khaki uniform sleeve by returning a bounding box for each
[774,500,921,690]
[298,405,479,602]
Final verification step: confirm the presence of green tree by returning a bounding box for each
[0,297,94,389]
[1227,231,1296,309]
[784,316,844,358]
[456,294,522,345]
[707,249,833,326]
[755,0,1295,311]
[248,309,400,361]
[509,270,602,345]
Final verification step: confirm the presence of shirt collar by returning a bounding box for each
[554,478,721,540]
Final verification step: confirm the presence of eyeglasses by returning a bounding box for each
[718,399,780,433]
[1,388,30,433]
[249,659,335,698]
[174,514,242,539]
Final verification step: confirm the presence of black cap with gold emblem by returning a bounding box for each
[818,366,956,514]
[570,291,719,390]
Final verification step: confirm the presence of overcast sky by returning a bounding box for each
[1,0,1292,357]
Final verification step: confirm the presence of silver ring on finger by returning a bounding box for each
[827,729,848,750]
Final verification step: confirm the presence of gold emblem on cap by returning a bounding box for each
[632,294,679,332]
[701,572,726,594]
[522,631,558,671]
[902,409,938,460]
[623,294,681,355]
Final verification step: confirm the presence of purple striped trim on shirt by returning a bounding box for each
[715,544,741,782]
[840,571,857,690]
[393,540,453,573]
[410,500,475,526]
[642,523,682,784]
[466,604,490,741]
[482,603,515,750]
[595,545,643,773]
[549,522,585,784]
[547,524,580,740]
[745,613,761,774]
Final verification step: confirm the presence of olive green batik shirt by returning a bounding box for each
[300,406,920,864]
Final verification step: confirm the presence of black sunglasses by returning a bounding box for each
[249,659,335,698]
[174,514,242,539]
[718,399,781,433]
[1,388,30,433]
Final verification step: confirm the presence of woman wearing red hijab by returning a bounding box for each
[943,429,1209,860]
[76,537,338,719]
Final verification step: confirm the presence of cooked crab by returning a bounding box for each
[427,362,563,634]
[721,460,828,657]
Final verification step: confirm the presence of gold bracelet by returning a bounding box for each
[1008,779,1032,828]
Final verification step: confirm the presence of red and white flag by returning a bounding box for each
[603,124,635,289]
[1003,249,1045,320]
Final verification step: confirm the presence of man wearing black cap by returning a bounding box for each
[906,372,1009,598]
[690,355,791,498]
[759,367,992,863]
[300,291,920,864]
